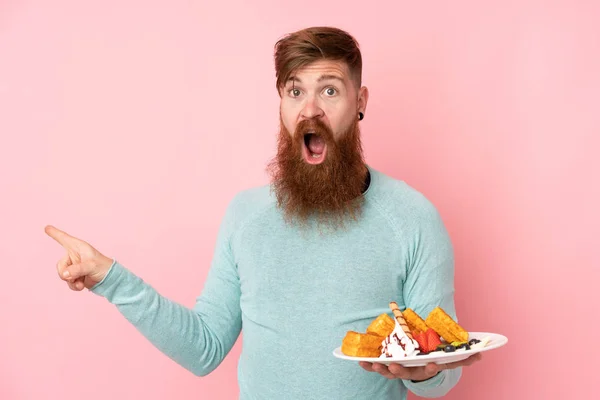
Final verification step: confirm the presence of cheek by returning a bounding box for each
[280,107,297,136]
[331,114,354,139]
[326,103,356,137]
[283,119,295,137]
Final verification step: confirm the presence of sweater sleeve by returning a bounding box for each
[400,199,462,397]
[89,199,242,377]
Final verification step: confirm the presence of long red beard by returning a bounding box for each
[267,116,367,228]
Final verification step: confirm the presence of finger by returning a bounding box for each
[66,280,79,291]
[57,255,72,281]
[439,353,483,371]
[371,363,396,379]
[424,362,441,377]
[371,363,387,374]
[389,363,439,380]
[462,352,483,366]
[45,225,79,249]
[381,370,397,379]
[73,277,85,291]
[358,362,375,372]
[63,260,94,280]
[388,363,412,379]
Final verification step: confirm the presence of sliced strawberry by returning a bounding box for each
[425,328,442,352]
[413,331,428,352]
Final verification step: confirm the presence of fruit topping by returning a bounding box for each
[443,344,456,353]
[425,328,442,353]
[413,331,427,351]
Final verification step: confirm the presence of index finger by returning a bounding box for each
[358,362,374,372]
[45,225,78,248]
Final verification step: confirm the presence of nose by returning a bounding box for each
[300,95,324,120]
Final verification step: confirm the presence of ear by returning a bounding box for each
[358,86,369,116]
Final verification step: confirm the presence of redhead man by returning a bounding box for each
[46,26,480,399]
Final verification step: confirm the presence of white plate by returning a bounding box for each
[332,332,508,367]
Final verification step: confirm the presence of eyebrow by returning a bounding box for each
[287,74,345,85]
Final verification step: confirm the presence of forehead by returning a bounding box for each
[288,60,351,84]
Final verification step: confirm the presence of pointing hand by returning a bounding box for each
[45,225,114,291]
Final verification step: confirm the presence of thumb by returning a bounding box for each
[62,260,95,281]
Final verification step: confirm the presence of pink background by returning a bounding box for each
[1,1,598,399]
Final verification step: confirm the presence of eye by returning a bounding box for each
[289,88,301,97]
[324,87,337,96]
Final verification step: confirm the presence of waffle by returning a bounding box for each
[424,306,468,343]
[366,313,395,337]
[402,308,429,335]
[341,331,384,357]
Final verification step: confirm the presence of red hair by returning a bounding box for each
[273,26,363,93]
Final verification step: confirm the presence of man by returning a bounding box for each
[46,26,480,399]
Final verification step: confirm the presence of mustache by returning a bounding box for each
[293,118,334,143]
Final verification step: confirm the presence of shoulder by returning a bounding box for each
[368,167,441,225]
[230,184,274,210]
[221,184,276,231]
[368,167,453,256]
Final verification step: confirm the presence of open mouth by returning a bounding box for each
[302,132,327,165]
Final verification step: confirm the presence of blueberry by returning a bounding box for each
[468,339,481,346]
[443,344,456,353]
[465,344,471,350]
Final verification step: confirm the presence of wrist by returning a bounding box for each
[89,257,117,292]
[93,254,115,281]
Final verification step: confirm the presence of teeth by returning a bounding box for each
[312,153,320,158]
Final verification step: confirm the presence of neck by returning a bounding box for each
[361,165,371,194]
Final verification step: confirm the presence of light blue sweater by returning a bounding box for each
[91,166,461,399]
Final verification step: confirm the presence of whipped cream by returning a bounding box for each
[379,320,420,358]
